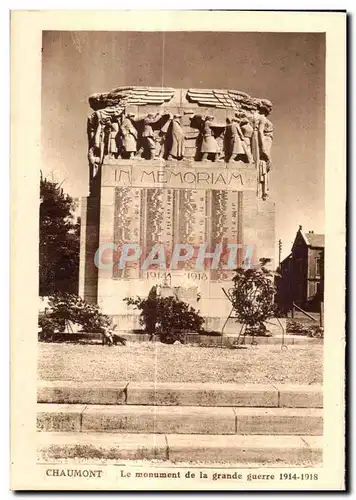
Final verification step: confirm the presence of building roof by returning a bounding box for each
[303,232,325,248]
[280,253,292,266]
[290,227,325,254]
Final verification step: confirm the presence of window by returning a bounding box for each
[316,257,321,277]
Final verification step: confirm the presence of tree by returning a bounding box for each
[230,258,277,336]
[39,175,80,295]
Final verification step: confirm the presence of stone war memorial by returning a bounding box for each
[79,86,276,332]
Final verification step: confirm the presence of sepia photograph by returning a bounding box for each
[10,10,346,491]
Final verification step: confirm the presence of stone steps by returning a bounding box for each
[37,404,323,435]
[38,381,323,408]
[37,432,322,465]
[37,382,323,464]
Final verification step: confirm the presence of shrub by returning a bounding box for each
[286,320,308,335]
[124,291,204,344]
[38,310,64,341]
[309,326,324,338]
[38,293,115,343]
[129,286,159,337]
[230,258,277,336]
[287,319,324,338]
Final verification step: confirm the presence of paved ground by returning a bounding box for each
[38,342,322,385]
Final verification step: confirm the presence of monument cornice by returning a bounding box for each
[88,86,272,113]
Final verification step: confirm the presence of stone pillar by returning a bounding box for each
[78,195,100,303]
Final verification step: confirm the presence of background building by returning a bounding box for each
[276,226,324,313]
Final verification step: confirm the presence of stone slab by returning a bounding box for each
[300,436,324,464]
[275,385,323,408]
[233,407,323,435]
[37,432,167,461]
[302,435,325,449]
[37,381,127,405]
[37,432,322,465]
[126,382,278,407]
[37,381,323,409]
[37,404,85,432]
[81,405,236,434]
[38,404,323,435]
[167,434,322,464]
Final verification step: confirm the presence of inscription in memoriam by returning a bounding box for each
[102,163,256,191]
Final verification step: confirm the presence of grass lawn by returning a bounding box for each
[38,342,322,385]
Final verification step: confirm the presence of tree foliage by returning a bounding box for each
[38,293,116,343]
[230,258,277,335]
[124,287,205,343]
[39,176,80,295]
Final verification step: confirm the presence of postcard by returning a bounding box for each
[10,10,346,490]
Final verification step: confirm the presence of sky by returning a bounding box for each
[41,31,325,260]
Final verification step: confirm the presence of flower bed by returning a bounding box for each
[286,319,324,338]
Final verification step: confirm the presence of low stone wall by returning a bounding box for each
[41,328,322,346]
[109,315,286,336]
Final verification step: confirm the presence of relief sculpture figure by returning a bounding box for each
[200,115,221,162]
[239,112,254,162]
[156,115,171,159]
[167,114,185,160]
[121,113,138,159]
[141,112,162,160]
[108,118,120,159]
[156,130,167,159]
[87,113,100,180]
[259,104,274,162]
[87,147,100,181]
[87,111,109,177]
[225,117,246,162]
[251,99,274,200]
